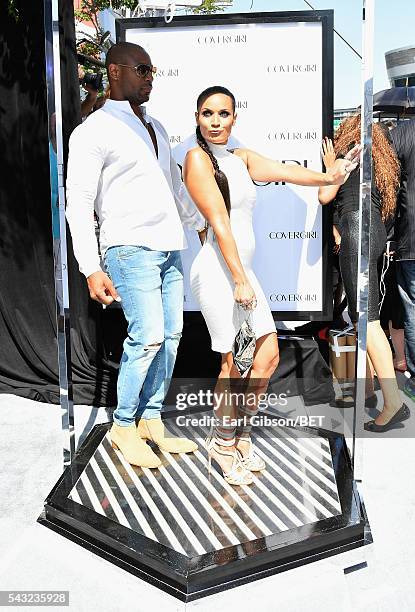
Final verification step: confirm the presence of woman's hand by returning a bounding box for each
[333,225,341,254]
[234,279,257,310]
[324,143,362,185]
[321,137,336,169]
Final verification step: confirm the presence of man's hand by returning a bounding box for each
[87,271,121,305]
[78,65,99,118]
[83,82,99,97]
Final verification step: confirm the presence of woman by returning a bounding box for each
[183,85,359,485]
[318,115,410,432]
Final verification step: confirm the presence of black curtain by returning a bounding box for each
[0,0,117,405]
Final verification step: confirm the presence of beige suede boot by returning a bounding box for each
[137,418,198,453]
[110,423,161,468]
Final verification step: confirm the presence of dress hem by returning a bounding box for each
[211,326,277,355]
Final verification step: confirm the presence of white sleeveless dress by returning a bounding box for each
[189,143,276,353]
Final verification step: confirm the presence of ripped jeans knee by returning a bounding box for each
[143,341,162,352]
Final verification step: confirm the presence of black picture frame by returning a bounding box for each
[116,10,334,321]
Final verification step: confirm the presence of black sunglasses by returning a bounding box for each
[116,63,157,78]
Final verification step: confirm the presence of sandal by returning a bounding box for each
[206,432,253,486]
[236,437,266,471]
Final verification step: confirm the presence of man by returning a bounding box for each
[66,42,203,466]
[391,119,415,402]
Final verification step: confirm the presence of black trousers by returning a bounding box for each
[339,209,386,323]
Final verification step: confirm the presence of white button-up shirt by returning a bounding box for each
[66,99,203,278]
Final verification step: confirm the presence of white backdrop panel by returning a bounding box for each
[125,20,324,312]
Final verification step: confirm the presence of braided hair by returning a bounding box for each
[196,86,236,216]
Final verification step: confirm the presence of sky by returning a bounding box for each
[222,0,415,108]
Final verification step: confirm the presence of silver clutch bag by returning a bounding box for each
[232,311,256,377]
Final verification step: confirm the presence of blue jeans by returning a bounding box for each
[104,246,183,426]
[397,260,415,380]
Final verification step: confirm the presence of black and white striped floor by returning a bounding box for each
[68,421,342,558]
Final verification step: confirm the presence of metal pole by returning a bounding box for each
[302,0,362,60]
[353,0,375,480]
[44,0,75,467]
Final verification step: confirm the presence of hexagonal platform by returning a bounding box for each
[39,412,370,601]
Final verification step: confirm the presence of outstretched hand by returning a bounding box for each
[324,142,362,185]
[344,143,362,166]
[321,137,336,168]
